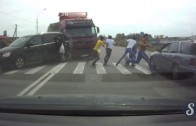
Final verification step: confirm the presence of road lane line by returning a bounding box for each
[96,62,106,74]
[25,66,46,74]
[113,63,132,74]
[4,70,19,74]
[73,62,85,74]
[26,73,54,96]
[17,63,66,96]
[135,65,151,75]
[17,72,50,96]
[26,63,66,96]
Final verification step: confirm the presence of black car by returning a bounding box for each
[150,40,196,79]
[0,32,70,69]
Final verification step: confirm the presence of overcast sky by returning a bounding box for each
[0,0,196,37]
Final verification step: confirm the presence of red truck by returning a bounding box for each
[47,12,99,58]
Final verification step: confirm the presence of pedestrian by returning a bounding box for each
[128,33,151,69]
[104,35,115,66]
[125,41,137,66]
[87,35,105,66]
[55,34,69,61]
[116,37,137,66]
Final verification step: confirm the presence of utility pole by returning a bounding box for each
[36,8,46,34]
[13,24,17,39]
[36,17,38,34]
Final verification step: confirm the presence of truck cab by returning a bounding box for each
[48,12,99,58]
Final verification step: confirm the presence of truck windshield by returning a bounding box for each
[66,27,95,37]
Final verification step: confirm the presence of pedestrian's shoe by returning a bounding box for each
[116,63,119,66]
[92,63,96,66]
[104,63,107,66]
[125,60,129,66]
[124,56,128,61]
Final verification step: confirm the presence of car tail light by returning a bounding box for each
[190,58,196,66]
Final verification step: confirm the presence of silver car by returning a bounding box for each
[150,40,196,79]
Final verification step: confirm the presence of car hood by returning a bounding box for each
[0,94,192,116]
[0,46,20,53]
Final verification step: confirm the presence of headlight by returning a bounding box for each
[2,52,12,58]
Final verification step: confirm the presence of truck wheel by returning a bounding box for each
[15,56,25,69]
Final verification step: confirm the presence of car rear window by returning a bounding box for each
[42,34,61,43]
[181,42,196,55]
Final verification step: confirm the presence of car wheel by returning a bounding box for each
[150,58,157,74]
[172,64,180,80]
[15,56,25,69]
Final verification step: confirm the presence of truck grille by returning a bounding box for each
[78,40,93,44]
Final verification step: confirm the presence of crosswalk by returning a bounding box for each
[73,62,85,74]
[96,62,107,74]
[25,66,46,74]
[4,70,19,74]
[112,63,132,74]
[3,62,151,75]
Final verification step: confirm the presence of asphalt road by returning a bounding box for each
[0,46,196,101]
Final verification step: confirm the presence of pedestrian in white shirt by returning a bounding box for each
[104,35,115,65]
[116,37,137,66]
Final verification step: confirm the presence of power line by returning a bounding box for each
[0,10,49,26]
[0,10,35,23]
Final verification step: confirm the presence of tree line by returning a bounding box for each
[111,33,153,46]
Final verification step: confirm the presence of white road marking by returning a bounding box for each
[26,73,54,96]
[113,63,132,74]
[135,65,151,75]
[4,70,19,74]
[27,63,66,96]
[73,62,85,74]
[96,62,106,74]
[17,72,50,96]
[27,63,67,96]
[25,66,46,74]
[17,63,66,96]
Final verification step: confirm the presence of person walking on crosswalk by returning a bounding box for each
[104,35,115,66]
[128,33,151,69]
[116,37,137,66]
[87,35,105,66]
